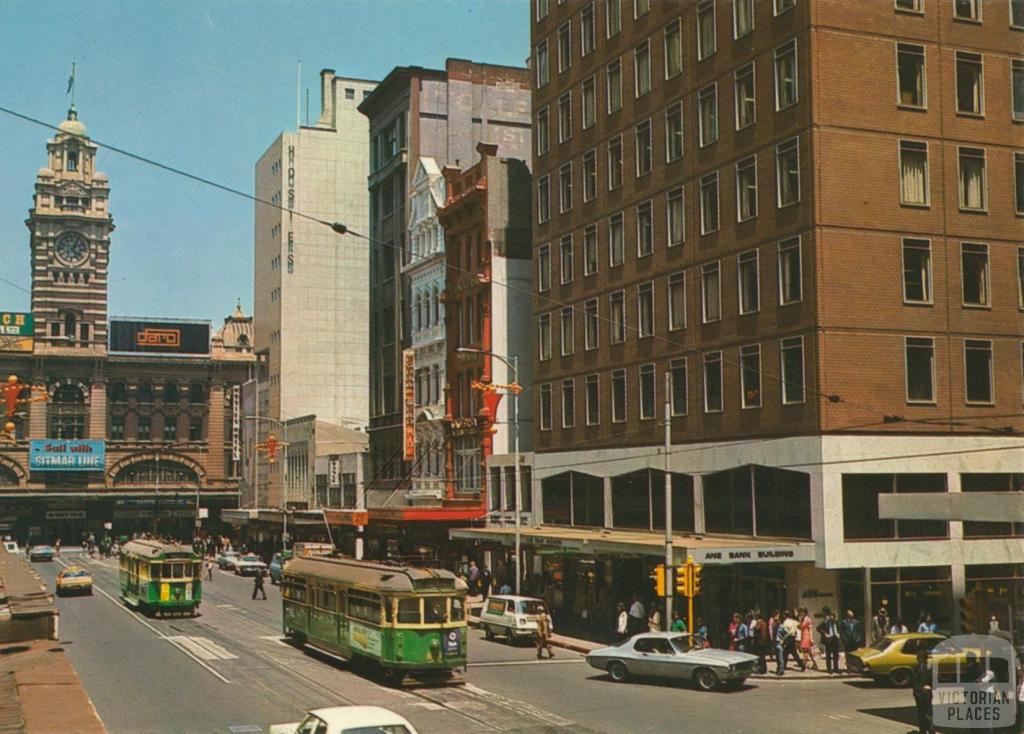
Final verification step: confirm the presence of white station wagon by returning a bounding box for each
[479,594,550,642]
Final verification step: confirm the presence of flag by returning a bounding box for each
[66,74,73,94]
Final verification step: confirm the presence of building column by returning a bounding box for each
[206,382,226,482]
[28,375,47,439]
[948,471,966,633]
[693,474,705,535]
[88,379,106,441]
[603,475,613,528]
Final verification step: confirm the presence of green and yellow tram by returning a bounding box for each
[119,539,202,617]
[281,555,468,684]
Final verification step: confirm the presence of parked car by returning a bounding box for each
[268,551,292,585]
[3,540,20,554]
[28,545,55,562]
[55,566,93,596]
[269,705,419,734]
[586,632,759,691]
[216,550,241,571]
[846,633,949,687]
[234,554,267,577]
[479,594,550,642]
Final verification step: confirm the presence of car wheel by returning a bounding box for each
[608,661,629,683]
[484,625,495,641]
[693,668,719,692]
[888,668,913,688]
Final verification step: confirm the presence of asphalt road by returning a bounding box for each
[39,551,919,734]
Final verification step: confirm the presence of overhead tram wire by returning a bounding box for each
[2,103,1017,439]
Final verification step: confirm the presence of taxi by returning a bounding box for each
[846,632,946,687]
[55,566,93,596]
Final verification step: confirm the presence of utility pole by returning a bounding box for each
[663,371,672,630]
[513,354,521,595]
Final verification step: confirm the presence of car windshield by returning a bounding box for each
[871,637,893,652]
[63,570,89,578]
[518,600,546,615]
[342,727,413,734]
[242,555,259,562]
[670,635,693,653]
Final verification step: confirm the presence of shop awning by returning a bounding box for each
[221,508,369,527]
[448,525,817,565]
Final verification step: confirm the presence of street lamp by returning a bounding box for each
[456,346,523,595]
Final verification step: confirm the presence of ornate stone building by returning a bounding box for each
[0,105,254,543]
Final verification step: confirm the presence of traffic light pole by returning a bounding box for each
[663,372,672,631]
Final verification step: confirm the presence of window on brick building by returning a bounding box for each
[776,137,800,207]
[539,313,553,361]
[899,140,929,206]
[584,299,599,349]
[774,40,798,110]
[537,0,549,19]
[536,39,549,87]
[958,147,986,211]
[955,52,984,115]
[610,291,626,343]
[607,0,622,36]
[667,187,684,246]
[558,21,572,73]
[1013,60,1024,121]
[697,1,716,60]
[560,308,575,356]
[701,261,721,322]
[733,0,754,38]
[636,200,653,256]
[536,107,549,157]
[561,378,576,428]
[583,149,597,201]
[538,243,551,292]
[163,419,177,442]
[137,417,151,441]
[559,234,573,284]
[635,120,653,176]
[539,384,552,431]
[189,418,204,441]
[704,352,723,412]
[666,102,684,162]
[639,364,656,419]
[670,359,688,415]
[638,282,655,337]
[954,0,981,21]
[634,0,649,17]
[582,76,597,129]
[110,415,125,441]
[1013,0,1024,27]
[698,83,718,147]
[611,369,627,422]
[896,43,927,108]
[902,238,933,304]
[559,163,573,213]
[1018,247,1024,309]
[584,224,598,274]
[735,62,756,129]
[635,40,651,97]
[609,212,625,266]
[538,175,551,223]
[905,337,935,403]
[781,337,805,404]
[607,59,623,112]
[586,374,600,425]
[736,155,758,221]
[1016,152,1024,215]
[774,0,795,13]
[961,242,990,307]
[740,344,762,409]
[738,249,760,314]
[895,0,922,13]
[558,92,572,142]
[965,339,993,404]
[669,272,686,330]
[665,19,683,78]
[608,136,623,189]
[581,3,596,55]
[778,237,802,304]
[700,171,719,234]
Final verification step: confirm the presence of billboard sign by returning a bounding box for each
[109,319,210,355]
[30,439,106,472]
[0,312,34,352]
[403,350,416,461]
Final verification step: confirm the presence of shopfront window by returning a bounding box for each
[870,566,952,633]
[753,466,811,539]
[542,473,572,525]
[965,564,1024,641]
[651,472,695,534]
[962,474,1024,538]
[703,466,753,535]
[541,471,603,526]
[612,471,651,529]
[842,473,948,540]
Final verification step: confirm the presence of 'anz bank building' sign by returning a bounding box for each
[694,545,816,565]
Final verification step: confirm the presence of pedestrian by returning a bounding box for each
[54,538,61,557]
[251,569,267,600]
[670,609,686,632]
[467,560,480,594]
[205,558,213,581]
[727,612,741,651]
[732,612,751,653]
[648,605,661,632]
[917,612,938,634]
[535,609,554,659]
[777,611,805,674]
[695,617,710,648]
[798,607,820,671]
[818,606,841,675]
[752,610,770,674]
[840,609,862,652]
[872,607,889,643]
[498,581,512,595]
[627,595,646,635]
[889,617,908,635]
[988,614,1001,633]
[615,602,629,641]
[911,648,935,734]
[480,566,492,600]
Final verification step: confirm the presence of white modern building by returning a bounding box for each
[252,69,377,507]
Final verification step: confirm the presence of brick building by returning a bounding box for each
[455,0,1024,637]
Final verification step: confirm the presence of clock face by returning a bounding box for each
[55,232,89,266]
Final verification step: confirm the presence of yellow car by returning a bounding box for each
[846,633,950,687]
[55,567,93,596]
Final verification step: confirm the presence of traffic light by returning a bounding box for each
[676,564,691,596]
[652,564,666,597]
[691,564,702,595]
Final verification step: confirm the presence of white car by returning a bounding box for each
[233,554,268,577]
[3,541,20,554]
[270,705,419,734]
[216,551,241,570]
[479,594,550,642]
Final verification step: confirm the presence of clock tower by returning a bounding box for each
[26,104,113,352]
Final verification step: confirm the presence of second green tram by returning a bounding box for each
[119,539,202,617]
[281,555,468,684]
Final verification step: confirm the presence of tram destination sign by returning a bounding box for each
[30,440,106,472]
[109,318,210,355]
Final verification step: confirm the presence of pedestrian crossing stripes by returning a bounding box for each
[165,635,238,661]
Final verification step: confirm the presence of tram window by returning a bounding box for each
[397,598,421,624]
[323,590,336,610]
[151,564,161,579]
[193,562,201,578]
[384,599,394,623]
[348,591,382,623]
[424,597,447,624]
[450,597,465,621]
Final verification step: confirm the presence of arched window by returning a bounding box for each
[413,291,421,331]
[188,383,205,404]
[109,381,128,403]
[51,384,85,404]
[113,460,198,486]
[137,382,154,403]
[63,312,77,340]
[430,285,439,326]
[162,382,179,403]
[0,465,18,486]
[49,383,86,439]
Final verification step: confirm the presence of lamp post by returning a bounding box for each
[456,347,523,595]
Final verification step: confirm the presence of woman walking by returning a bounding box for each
[798,607,820,671]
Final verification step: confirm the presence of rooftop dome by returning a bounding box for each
[57,105,87,138]
[36,167,54,178]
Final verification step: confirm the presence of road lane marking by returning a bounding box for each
[165,635,238,661]
[258,635,291,647]
[55,558,232,685]
[467,658,585,667]
[461,682,575,727]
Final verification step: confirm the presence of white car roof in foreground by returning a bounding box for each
[309,705,415,730]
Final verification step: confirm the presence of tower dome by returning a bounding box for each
[57,105,87,138]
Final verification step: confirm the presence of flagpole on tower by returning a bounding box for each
[67,62,77,113]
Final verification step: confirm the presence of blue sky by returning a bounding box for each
[0,0,529,322]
